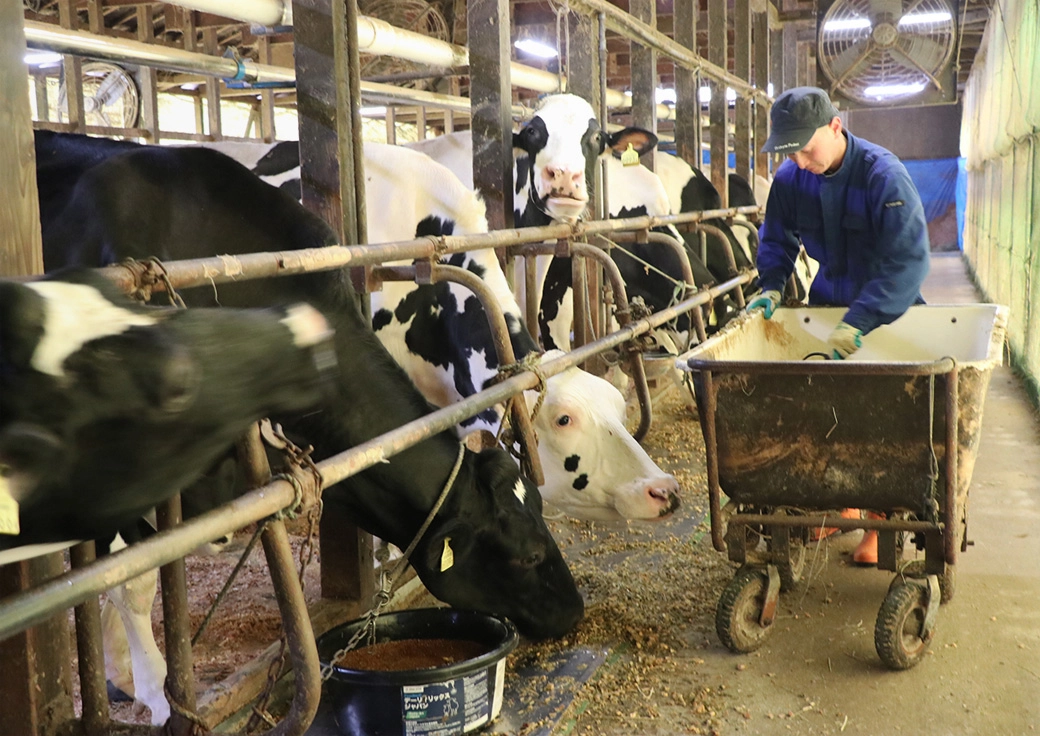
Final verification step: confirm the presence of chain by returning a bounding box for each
[319,442,466,682]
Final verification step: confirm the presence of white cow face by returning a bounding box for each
[512,94,659,225]
[527,351,680,522]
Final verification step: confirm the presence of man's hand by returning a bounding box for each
[746,290,781,319]
[828,322,863,359]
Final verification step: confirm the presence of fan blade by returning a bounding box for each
[94,71,129,108]
[868,0,903,21]
[889,45,945,91]
[898,32,951,72]
[827,37,877,81]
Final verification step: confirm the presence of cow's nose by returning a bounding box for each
[543,167,583,196]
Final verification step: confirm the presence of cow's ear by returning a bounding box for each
[423,520,475,574]
[606,127,659,157]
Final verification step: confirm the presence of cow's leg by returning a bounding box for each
[106,566,169,724]
[101,596,135,700]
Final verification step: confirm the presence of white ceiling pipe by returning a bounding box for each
[25,21,294,83]
[26,14,676,121]
[164,0,291,27]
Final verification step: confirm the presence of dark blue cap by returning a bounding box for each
[762,87,840,153]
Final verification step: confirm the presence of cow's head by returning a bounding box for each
[527,351,680,522]
[0,270,336,546]
[335,443,584,640]
[512,94,658,225]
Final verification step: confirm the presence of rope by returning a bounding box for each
[319,442,467,681]
[493,353,550,454]
[162,681,208,735]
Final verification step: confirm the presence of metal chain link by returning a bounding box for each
[493,353,549,455]
[319,442,466,682]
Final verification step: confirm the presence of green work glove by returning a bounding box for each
[746,290,781,319]
[828,321,863,359]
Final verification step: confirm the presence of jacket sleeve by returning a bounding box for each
[841,161,930,334]
[755,172,802,295]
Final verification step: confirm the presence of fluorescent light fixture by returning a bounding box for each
[514,39,558,59]
[899,10,952,25]
[863,82,926,98]
[359,105,387,117]
[823,17,871,32]
[726,87,737,102]
[767,82,774,97]
[699,86,712,103]
[655,87,676,105]
[24,50,62,66]
[181,82,202,91]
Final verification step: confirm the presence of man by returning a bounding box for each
[747,86,931,564]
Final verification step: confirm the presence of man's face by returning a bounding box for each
[787,120,844,174]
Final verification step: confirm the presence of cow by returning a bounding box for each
[0,267,336,553]
[33,130,585,721]
[407,95,729,354]
[207,137,681,524]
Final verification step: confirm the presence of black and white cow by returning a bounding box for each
[207,137,681,524]
[0,267,334,550]
[0,268,337,722]
[408,95,722,353]
[33,131,584,639]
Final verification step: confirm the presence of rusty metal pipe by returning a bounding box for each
[371,263,544,487]
[571,242,653,441]
[257,519,322,736]
[732,515,942,533]
[156,495,197,735]
[70,542,108,734]
[0,283,726,642]
[944,365,960,565]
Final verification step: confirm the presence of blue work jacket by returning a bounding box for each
[756,131,930,335]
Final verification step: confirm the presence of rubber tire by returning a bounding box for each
[875,580,933,670]
[889,560,956,604]
[775,535,806,592]
[716,566,775,653]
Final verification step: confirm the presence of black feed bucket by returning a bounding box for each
[317,608,519,736]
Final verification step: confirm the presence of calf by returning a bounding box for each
[34,132,584,641]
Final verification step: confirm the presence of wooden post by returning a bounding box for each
[136,5,160,141]
[733,0,752,183]
[754,11,771,180]
[0,1,66,697]
[202,27,223,138]
[707,0,728,205]
[629,0,657,172]
[293,0,374,608]
[674,0,699,170]
[467,0,512,233]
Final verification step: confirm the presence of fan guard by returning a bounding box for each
[58,61,139,128]
[818,0,956,106]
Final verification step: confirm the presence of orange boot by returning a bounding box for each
[852,511,884,565]
[810,508,861,541]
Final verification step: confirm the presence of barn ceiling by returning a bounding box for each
[21,0,993,107]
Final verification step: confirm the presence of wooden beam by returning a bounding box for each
[707,0,728,204]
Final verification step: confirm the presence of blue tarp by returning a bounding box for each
[904,157,961,250]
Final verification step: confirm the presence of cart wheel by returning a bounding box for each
[875,580,933,670]
[775,535,806,591]
[716,566,775,653]
[888,560,956,603]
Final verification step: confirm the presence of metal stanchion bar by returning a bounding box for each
[0,277,745,641]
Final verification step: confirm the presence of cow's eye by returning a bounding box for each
[521,126,544,148]
[556,414,571,427]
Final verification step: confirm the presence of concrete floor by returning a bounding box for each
[304,253,1040,736]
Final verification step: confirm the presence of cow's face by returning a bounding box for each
[0,271,336,544]
[529,352,680,522]
[412,447,584,640]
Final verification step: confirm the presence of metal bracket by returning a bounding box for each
[760,564,781,627]
[921,575,942,641]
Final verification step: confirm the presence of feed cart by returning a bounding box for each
[679,304,1008,669]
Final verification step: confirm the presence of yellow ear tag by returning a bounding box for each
[0,472,20,536]
[620,142,640,167]
[440,537,454,572]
